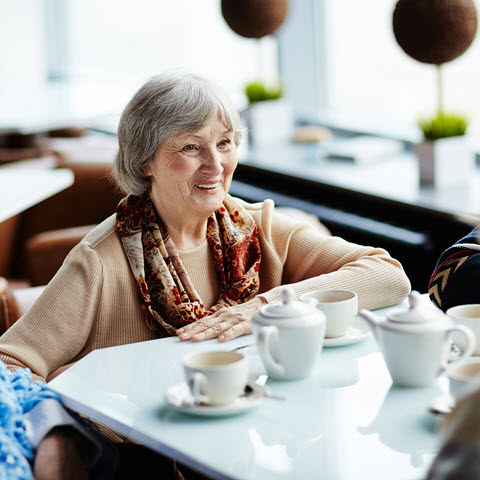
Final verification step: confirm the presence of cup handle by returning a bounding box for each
[192,372,208,404]
[444,325,476,369]
[257,326,285,377]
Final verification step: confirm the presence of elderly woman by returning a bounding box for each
[0,72,410,478]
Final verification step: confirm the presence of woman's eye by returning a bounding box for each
[218,139,232,147]
[182,144,197,152]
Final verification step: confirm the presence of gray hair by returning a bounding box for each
[113,72,243,195]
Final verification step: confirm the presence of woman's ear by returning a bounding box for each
[143,162,152,176]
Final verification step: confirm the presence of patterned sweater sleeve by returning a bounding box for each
[428,227,480,311]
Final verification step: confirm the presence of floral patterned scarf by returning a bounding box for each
[116,193,261,337]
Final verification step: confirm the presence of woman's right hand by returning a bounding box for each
[176,296,266,342]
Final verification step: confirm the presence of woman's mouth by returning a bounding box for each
[196,182,221,190]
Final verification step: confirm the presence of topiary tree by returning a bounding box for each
[221,0,288,39]
[221,0,289,104]
[392,0,477,137]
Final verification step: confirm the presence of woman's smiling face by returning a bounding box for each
[146,115,238,222]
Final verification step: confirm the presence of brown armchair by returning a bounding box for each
[0,276,19,334]
[13,160,124,285]
[0,276,45,335]
[25,225,95,287]
[0,131,122,287]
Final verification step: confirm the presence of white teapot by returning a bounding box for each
[252,287,326,380]
[358,291,476,387]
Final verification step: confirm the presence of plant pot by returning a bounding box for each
[243,99,293,149]
[415,136,475,187]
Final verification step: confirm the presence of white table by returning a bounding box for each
[0,167,74,223]
[49,302,446,480]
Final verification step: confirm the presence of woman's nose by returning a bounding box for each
[201,148,223,173]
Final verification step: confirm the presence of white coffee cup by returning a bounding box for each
[300,289,358,338]
[447,358,480,401]
[447,304,480,355]
[182,351,248,406]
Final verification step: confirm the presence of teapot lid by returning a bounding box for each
[387,291,439,324]
[261,287,313,318]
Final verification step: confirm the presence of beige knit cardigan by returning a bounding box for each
[0,197,410,382]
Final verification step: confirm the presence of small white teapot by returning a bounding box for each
[358,291,476,387]
[252,287,326,380]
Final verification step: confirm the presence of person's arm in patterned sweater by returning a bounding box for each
[429,227,480,311]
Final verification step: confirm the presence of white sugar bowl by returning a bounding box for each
[252,287,326,380]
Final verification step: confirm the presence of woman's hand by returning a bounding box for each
[176,297,265,342]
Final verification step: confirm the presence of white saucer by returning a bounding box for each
[323,317,372,347]
[164,382,265,417]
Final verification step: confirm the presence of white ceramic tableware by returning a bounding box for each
[252,286,326,380]
[447,358,480,401]
[447,304,480,355]
[300,289,358,338]
[358,290,476,387]
[164,382,265,416]
[182,351,248,405]
[323,316,371,347]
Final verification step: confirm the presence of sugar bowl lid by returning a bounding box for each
[260,286,314,319]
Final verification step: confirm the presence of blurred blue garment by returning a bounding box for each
[0,360,59,480]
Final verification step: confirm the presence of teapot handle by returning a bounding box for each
[257,326,285,378]
[442,325,476,371]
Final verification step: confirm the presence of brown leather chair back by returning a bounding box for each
[0,277,20,335]
[13,162,124,280]
[25,225,95,286]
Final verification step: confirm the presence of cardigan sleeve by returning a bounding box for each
[428,227,480,311]
[255,202,411,310]
[0,243,104,382]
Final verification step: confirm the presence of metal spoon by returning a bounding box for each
[244,374,287,401]
[231,343,255,352]
[428,395,454,417]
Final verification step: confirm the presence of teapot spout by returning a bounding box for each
[357,309,381,338]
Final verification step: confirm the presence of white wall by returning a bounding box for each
[0,0,281,123]
[0,1,47,90]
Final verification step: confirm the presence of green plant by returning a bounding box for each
[245,81,283,104]
[417,112,468,140]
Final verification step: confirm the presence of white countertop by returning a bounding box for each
[243,142,480,224]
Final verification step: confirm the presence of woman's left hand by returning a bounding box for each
[176,297,265,342]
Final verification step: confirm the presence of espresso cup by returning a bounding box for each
[182,351,248,405]
[447,304,480,355]
[300,289,358,338]
[447,358,480,401]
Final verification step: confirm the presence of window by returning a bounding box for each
[279,0,480,139]
[46,0,279,111]
[6,0,479,140]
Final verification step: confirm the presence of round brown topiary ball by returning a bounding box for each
[393,0,477,65]
[221,0,289,39]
